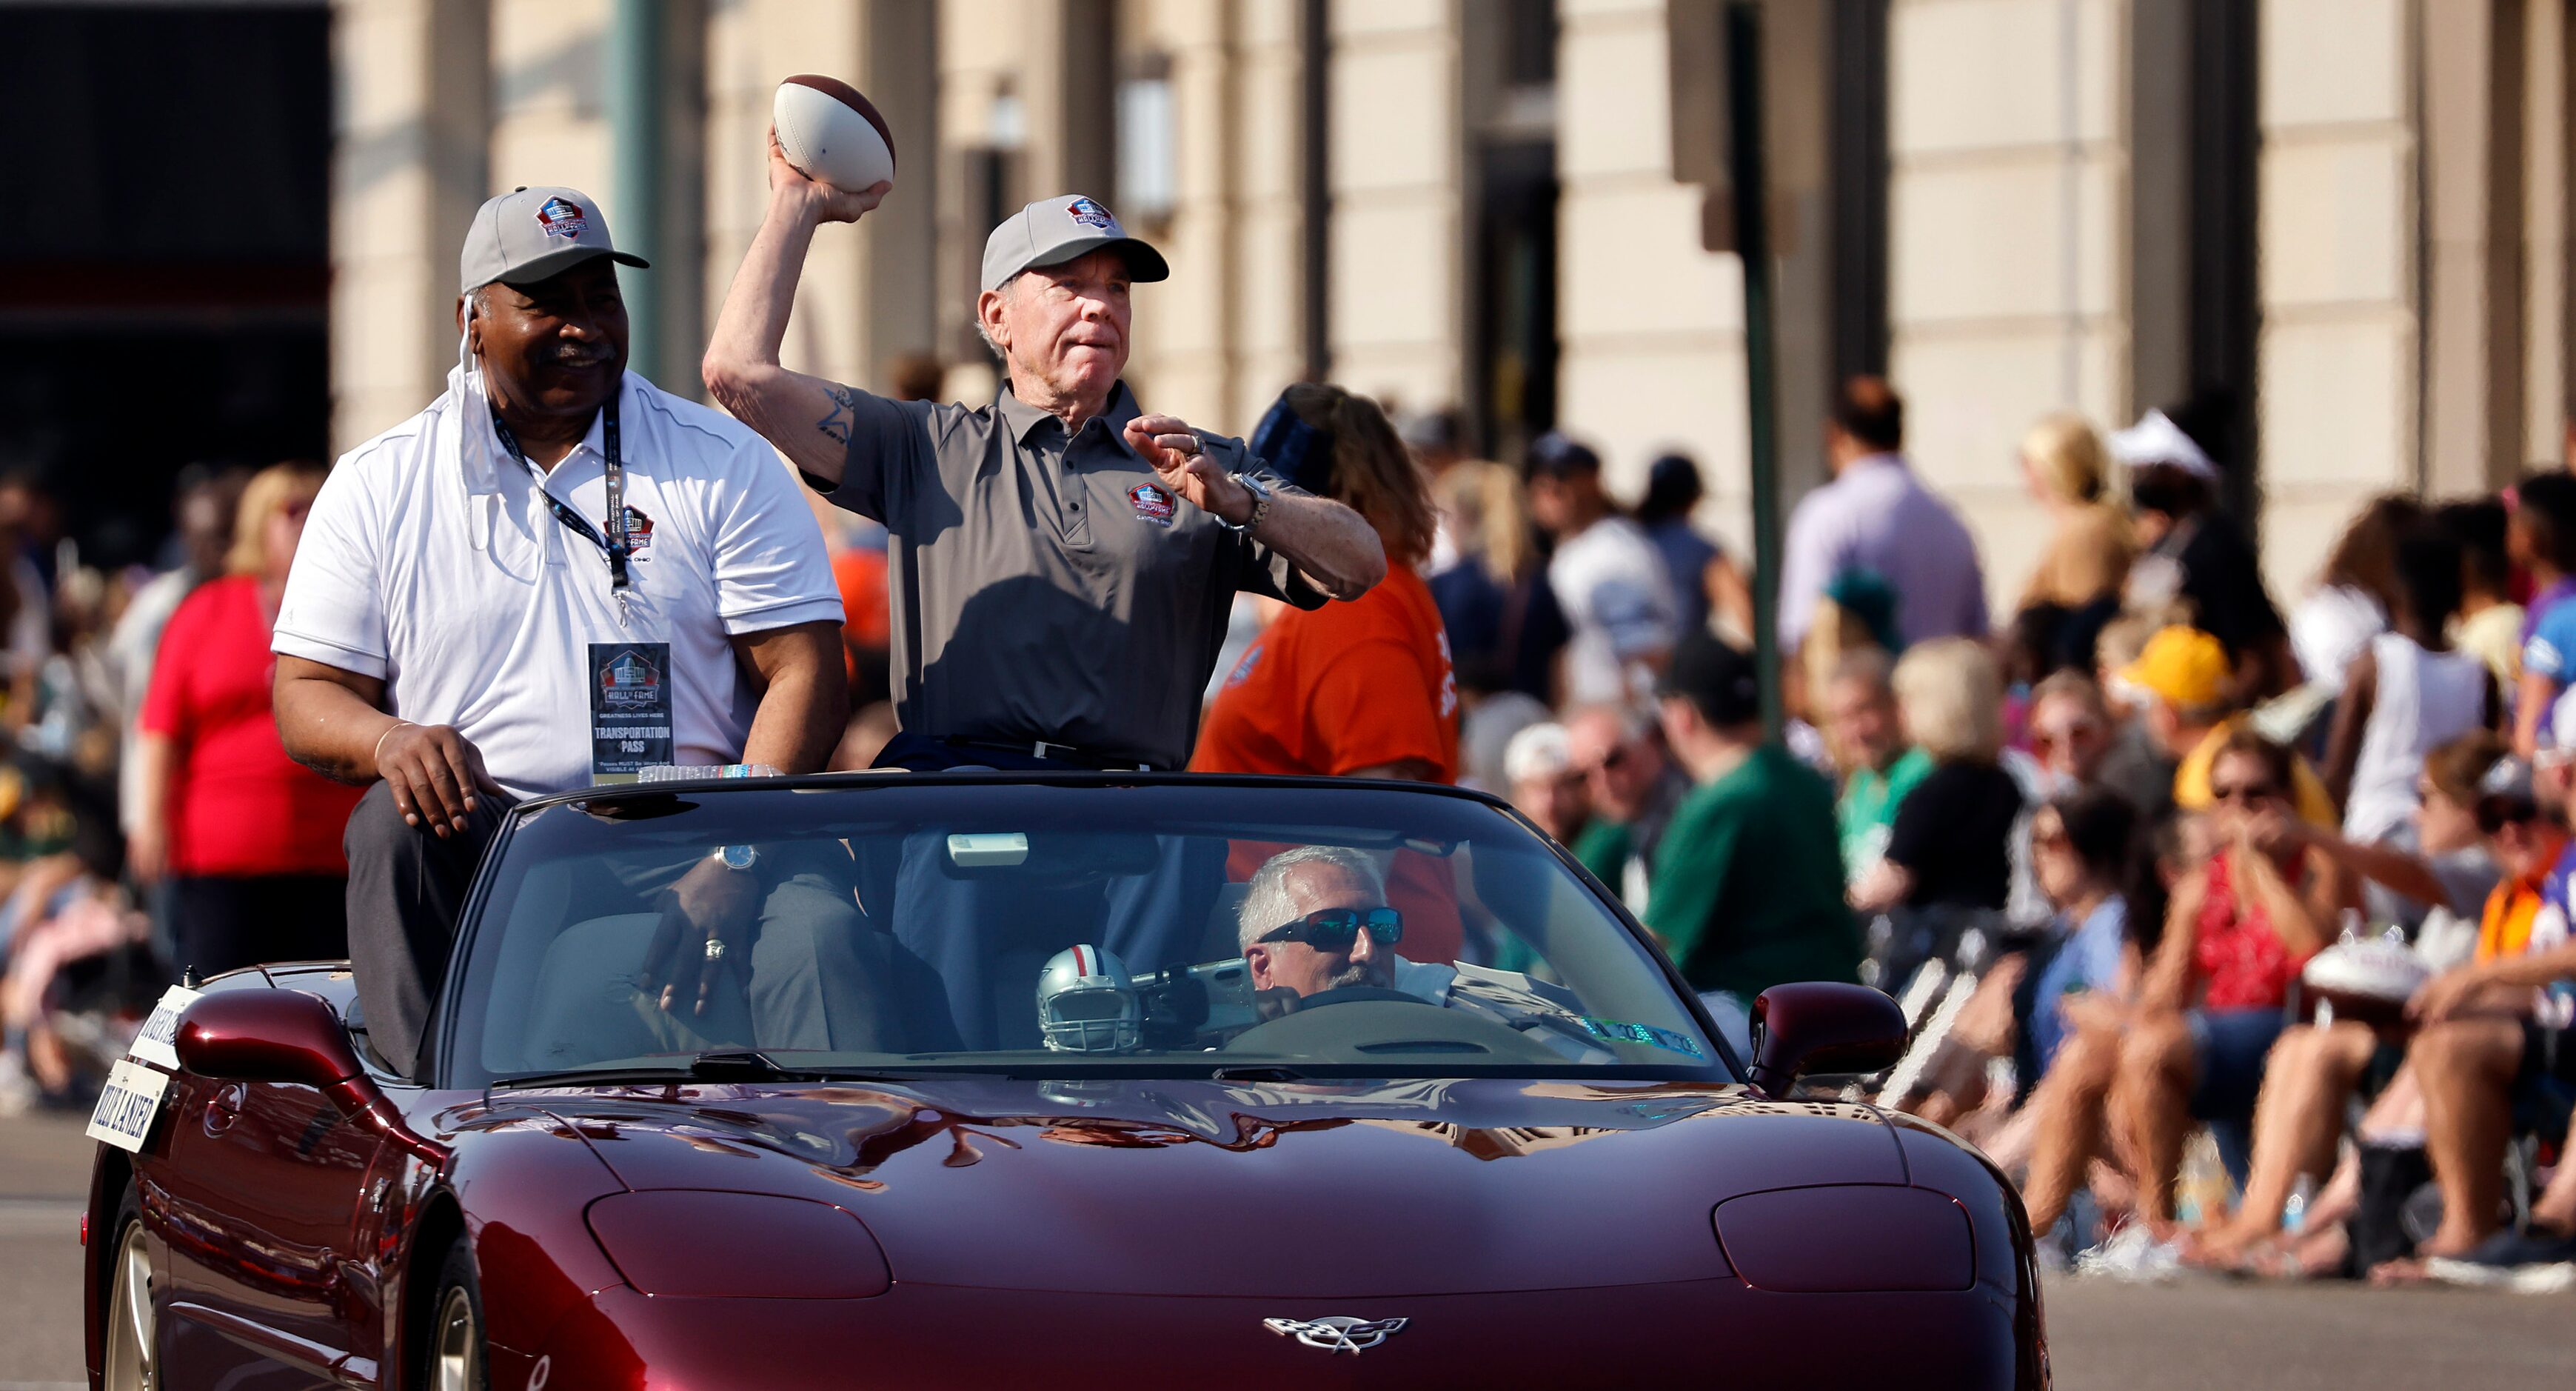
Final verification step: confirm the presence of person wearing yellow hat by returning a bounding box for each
[2124,624,2338,826]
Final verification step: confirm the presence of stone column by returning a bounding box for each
[2255,0,2415,591]
[2420,0,2526,494]
[329,0,489,453]
[1885,0,2130,615]
[1557,0,1750,512]
[1325,0,1465,413]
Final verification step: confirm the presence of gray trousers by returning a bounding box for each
[345,782,954,1078]
[345,781,512,1078]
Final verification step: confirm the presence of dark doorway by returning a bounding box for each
[1470,139,1559,464]
[0,3,330,568]
[2186,0,2261,524]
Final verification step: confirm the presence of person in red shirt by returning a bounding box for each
[1191,384,1462,960]
[135,462,367,978]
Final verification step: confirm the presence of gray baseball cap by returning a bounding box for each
[458,185,649,295]
[980,194,1169,293]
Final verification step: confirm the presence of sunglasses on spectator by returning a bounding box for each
[1575,747,1631,778]
[2209,781,2281,804]
[1257,907,1405,950]
[2475,797,2542,835]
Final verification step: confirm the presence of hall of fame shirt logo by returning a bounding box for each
[609,504,654,558]
[1128,482,1176,528]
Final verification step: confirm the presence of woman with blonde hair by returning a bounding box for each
[134,461,367,977]
[1850,637,2025,915]
[1428,455,1567,704]
[2018,413,2132,612]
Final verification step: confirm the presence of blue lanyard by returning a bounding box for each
[489,401,632,599]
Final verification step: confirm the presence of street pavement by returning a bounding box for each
[0,1110,2566,1388]
[1,1112,92,1391]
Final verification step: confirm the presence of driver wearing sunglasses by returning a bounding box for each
[1237,845,1423,1001]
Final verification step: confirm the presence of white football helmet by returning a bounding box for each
[1036,944,1143,1053]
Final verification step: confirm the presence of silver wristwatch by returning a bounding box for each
[1226,470,1274,534]
[712,844,760,873]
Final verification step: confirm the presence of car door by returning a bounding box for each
[147,1062,386,1388]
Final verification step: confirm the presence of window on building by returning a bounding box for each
[1118,53,1176,229]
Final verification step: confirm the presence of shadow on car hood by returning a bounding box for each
[511,1075,1907,1297]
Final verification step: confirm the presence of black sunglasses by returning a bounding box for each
[1257,907,1403,950]
[2209,781,2281,804]
[2475,795,2542,835]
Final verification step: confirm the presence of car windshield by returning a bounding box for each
[440,778,1727,1086]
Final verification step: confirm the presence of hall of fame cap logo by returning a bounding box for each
[1262,1315,1408,1356]
[535,196,589,240]
[1065,196,1118,232]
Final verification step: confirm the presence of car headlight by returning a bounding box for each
[1713,1186,1975,1292]
[585,1191,891,1298]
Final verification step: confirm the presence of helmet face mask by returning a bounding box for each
[1037,945,1143,1053]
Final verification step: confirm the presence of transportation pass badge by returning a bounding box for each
[126,984,204,1070]
[87,1059,173,1155]
[1128,482,1175,528]
[589,642,675,784]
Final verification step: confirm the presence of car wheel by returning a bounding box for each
[101,1184,155,1391]
[424,1238,490,1391]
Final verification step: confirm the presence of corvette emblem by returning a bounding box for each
[1262,1315,1409,1355]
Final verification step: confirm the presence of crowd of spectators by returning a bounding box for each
[1453,376,2576,1290]
[6,354,2575,1295]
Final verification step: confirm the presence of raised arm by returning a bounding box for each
[702,128,890,486]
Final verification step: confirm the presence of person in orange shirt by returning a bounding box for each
[1192,384,1462,959]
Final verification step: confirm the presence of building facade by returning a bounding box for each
[333,0,2576,610]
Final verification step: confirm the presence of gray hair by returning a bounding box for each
[1828,646,1895,696]
[1237,845,1387,953]
[974,270,1026,357]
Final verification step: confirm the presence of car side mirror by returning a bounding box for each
[177,990,449,1167]
[1744,982,1909,1098]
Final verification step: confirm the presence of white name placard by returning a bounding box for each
[87,1059,173,1155]
[127,985,204,1070]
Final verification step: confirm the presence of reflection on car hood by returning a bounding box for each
[508,1075,1908,1297]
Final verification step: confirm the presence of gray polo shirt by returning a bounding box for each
[823,380,1325,768]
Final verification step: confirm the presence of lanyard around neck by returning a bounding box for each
[489,400,632,600]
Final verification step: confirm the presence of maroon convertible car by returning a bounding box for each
[82,773,2047,1389]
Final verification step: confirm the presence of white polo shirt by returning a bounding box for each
[274,366,843,799]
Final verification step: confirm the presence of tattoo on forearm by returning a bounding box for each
[817,384,857,446]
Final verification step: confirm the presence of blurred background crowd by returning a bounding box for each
[10,357,2576,1297]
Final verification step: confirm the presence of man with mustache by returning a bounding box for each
[1238,846,1421,1002]
[704,141,1385,773]
[271,187,865,1076]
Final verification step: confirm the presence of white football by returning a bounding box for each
[2302,938,2434,1010]
[773,75,897,194]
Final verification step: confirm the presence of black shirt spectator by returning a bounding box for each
[1884,760,2026,911]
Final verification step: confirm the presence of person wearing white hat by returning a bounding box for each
[703,133,1385,774]
[2113,400,2292,701]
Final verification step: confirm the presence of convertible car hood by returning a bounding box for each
[519,1076,1908,1296]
